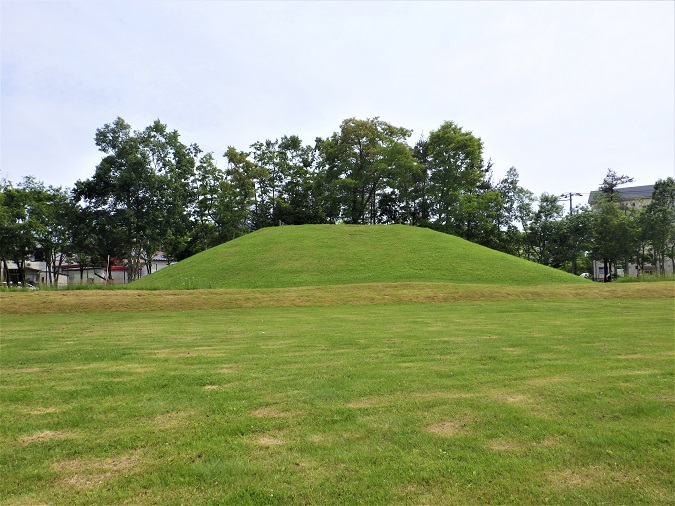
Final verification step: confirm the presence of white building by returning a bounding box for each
[2,252,171,287]
[588,184,673,279]
[1,260,69,288]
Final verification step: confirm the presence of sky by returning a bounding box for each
[1,1,673,209]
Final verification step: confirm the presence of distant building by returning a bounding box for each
[588,185,654,210]
[2,252,171,287]
[1,260,69,288]
[588,184,672,279]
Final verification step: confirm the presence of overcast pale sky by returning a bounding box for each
[2,1,673,208]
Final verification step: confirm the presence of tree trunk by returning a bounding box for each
[54,252,65,286]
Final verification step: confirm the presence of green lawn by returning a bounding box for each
[1,291,673,505]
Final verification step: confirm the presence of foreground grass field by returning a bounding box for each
[1,283,673,505]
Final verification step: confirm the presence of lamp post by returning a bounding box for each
[559,192,582,214]
[559,192,583,275]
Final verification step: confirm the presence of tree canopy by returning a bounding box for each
[2,118,673,285]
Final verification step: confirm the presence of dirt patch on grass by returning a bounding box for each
[549,466,642,488]
[490,389,554,417]
[6,367,43,374]
[525,376,571,387]
[411,392,475,401]
[19,430,74,445]
[261,341,292,349]
[150,349,197,358]
[616,369,659,376]
[203,385,220,390]
[23,407,59,415]
[0,497,51,506]
[539,436,563,447]
[150,410,197,429]
[347,392,473,409]
[501,347,523,354]
[251,406,289,418]
[108,364,153,373]
[496,392,530,404]
[55,451,142,489]
[425,420,469,437]
[255,435,285,446]
[346,397,389,408]
[488,439,522,451]
[654,393,675,404]
[4,282,672,315]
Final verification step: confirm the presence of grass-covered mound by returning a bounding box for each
[132,225,584,290]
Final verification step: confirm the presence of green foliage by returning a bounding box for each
[524,193,564,266]
[4,119,672,284]
[554,206,594,275]
[590,195,640,277]
[74,117,201,279]
[599,169,635,201]
[0,178,72,286]
[131,224,583,290]
[494,167,534,255]
[426,121,485,234]
[640,177,675,275]
[317,117,416,224]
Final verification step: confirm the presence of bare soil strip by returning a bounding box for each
[2,282,672,315]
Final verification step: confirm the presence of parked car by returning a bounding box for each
[15,282,37,290]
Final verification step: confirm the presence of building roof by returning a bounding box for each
[588,184,654,204]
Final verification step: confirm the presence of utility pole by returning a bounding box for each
[559,192,582,214]
[559,192,583,276]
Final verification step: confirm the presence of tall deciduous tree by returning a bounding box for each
[32,183,74,285]
[525,193,564,266]
[494,167,534,256]
[641,177,675,275]
[137,120,200,264]
[275,135,322,225]
[222,147,257,237]
[318,117,414,224]
[409,136,432,226]
[0,178,72,285]
[75,117,199,281]
[191,152,226,253]
[591,170,638,279]
[591,197,639,279]
[75,117,152,281]
[555,205,594,275]
[0,179,37,284]
[425,121,485,235]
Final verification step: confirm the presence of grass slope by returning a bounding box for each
[132,225,585,290]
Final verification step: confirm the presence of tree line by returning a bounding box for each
[1,116,673,285]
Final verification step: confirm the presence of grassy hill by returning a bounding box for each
[132,224,584,290]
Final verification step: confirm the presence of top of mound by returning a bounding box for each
[131,224,585,290]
